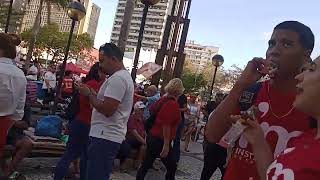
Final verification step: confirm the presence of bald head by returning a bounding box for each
[146,85,157,97]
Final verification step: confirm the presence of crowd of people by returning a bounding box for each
[0,20,320,180]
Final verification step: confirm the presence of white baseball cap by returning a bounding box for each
[134,101,146,110]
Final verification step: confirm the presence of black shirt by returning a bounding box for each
[178,94,187,121]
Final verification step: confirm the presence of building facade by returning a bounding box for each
[110,0,173,51]
[77,0,101,40]
[184,40,219,72]
[0,0,27,33]
[20,0,100,41]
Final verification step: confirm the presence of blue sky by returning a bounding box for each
[92,0,320,68]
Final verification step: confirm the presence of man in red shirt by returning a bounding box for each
[205,21,314,180]
[61,71,73,98]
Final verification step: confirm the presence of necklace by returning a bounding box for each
[267,82,295,119]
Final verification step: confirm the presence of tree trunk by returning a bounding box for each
[46,0,51,24]
[118,0,136,52]
[25,0,44,69]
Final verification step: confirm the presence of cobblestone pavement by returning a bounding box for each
[17,142,221,180]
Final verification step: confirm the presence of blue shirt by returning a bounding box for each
[143,93,160,120]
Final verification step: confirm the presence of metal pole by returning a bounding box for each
[5,0,14,33]
[52,20,76,114]
[131,3,149,81]
[209,65,218,99]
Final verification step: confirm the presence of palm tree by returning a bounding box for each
[118,0,136,52]
[25,0,67,69]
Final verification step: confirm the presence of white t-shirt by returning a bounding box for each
[0,58,27,121]
[26,65,38,81]
[90,70,134,143]
[42,71,56,89]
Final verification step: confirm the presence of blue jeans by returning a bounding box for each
[54,119,90,180]
[86,137,121,180]
[172,118,185,163]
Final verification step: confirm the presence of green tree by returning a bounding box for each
[182,59,243,98]
[21,23,93,62]
[25,0,68,69]
[0,2,25,32]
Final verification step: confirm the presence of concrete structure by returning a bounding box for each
[77,1,101,40]
[184,40,219,72]
[20,0,100,41]
[110,0,174,51]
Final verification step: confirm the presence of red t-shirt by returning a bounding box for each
[62,78,73,94]
[149,96,180,140]
[224,81,310,180]
[126,115,145,140]
[75,80,102,125]
[266,130,320,180]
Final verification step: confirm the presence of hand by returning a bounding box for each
[142,139,147,145]
[230,115,265,146]
[235,58,269,89]
[160,145,169,158]
[75,83,91,96]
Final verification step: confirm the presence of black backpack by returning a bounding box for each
[144,97,175,133]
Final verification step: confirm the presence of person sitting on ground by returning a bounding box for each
[118,101,147,170]
[4,113,33,178]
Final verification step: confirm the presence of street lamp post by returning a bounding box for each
[52,1,86,114]
[5,0,14,33]
[131,0,160,81]
[209,54,224,99]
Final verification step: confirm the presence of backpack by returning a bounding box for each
[35,115,63,138]
[144,96,175,133]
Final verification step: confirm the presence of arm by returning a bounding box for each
[88,94,120,117]
[132,130,146,144]
[134,93,148,101]
[206,84,246,143]
[160,125,171,158]
[44,79,50,88]
[80,77,126,117]
[251,140,273,180]
[206,59,265,143]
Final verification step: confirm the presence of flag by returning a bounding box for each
[137,62,162,79]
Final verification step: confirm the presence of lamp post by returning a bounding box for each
[5,0,14,33]
[209,54,224,99]
[131,0,160,81]
[52,1,86,114]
